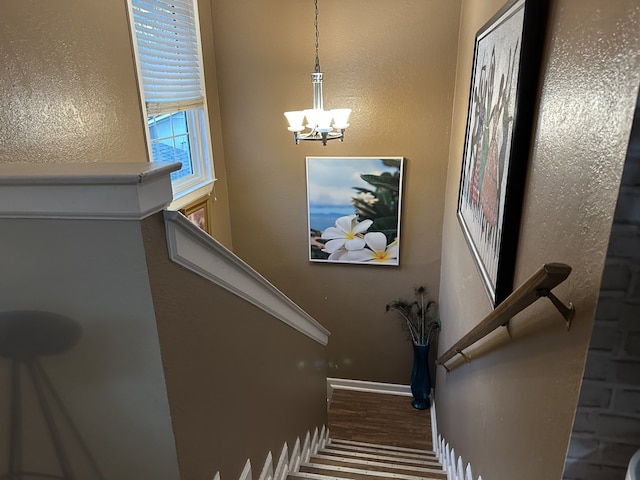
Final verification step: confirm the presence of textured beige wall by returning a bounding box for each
[0,0,148,164]
[142,214,328,480]
[196,0,234,248]
[210,0,462,383]
[437,1,640,479]
[0,0,234,247]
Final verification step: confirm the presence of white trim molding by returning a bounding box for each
[164,210,330,345]
[326,377,411,402]
[0,162,180,220]
[431,394,483,480]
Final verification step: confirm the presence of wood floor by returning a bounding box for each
[327,388,433,451]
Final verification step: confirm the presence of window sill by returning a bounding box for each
[167,178,216,211]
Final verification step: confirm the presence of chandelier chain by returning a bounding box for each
[314,0,320,73]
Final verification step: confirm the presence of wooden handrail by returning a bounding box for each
[437,263,574,368]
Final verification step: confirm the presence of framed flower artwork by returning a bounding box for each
[306,156,404,266]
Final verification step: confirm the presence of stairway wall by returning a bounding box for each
[209,0,462,385]
[437,1,640,479]
[0,0,234,249]
[142,213,328,480]
[0,0,147,165]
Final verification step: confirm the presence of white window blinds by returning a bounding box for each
[131,0,204,116]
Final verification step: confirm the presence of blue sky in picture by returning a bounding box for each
[307,157,398,232]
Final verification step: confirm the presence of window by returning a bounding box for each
[128,0,214,208]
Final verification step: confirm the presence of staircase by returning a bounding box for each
[288,437,446,480]
[215,387,447,480]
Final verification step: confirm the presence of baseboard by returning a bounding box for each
[326,377,411,402]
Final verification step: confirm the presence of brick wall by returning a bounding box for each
[563,93,640,479]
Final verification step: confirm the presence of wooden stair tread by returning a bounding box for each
[288,472,360,480]
[328,439,433,456]
[318,449,440,468]
[328,389,432,451]
[298,462,445,480]
[310,454,443,472]
[322,445,437,462]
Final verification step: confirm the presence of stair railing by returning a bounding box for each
[437,263,575,371]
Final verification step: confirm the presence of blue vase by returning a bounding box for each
[410,343,431,410]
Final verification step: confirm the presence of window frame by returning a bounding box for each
[126,0,215,210]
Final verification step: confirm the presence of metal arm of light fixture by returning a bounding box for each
[291,128,347,146]
[284,0,351,145]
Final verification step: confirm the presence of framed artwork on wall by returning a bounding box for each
[456,0,549,306]
[307,156,404,266]
[181,196,210,235]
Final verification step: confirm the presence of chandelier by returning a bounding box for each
[284,0,351,146]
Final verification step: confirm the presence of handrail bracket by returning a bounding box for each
[456,349,471,363]
[537,288,575,331]
[502,320,512,339]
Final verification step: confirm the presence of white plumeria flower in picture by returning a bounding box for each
[354,191,379,205]
[321,214,372,254]
[343,232,398,264]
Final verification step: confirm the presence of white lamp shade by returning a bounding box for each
[331,108,351,129]
[316,110,334,132]
[303,108,323,128]
[284,111,305,131]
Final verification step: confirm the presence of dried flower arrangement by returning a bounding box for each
[386,285,440,346]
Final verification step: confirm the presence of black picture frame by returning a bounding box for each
[456,0,549,307]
